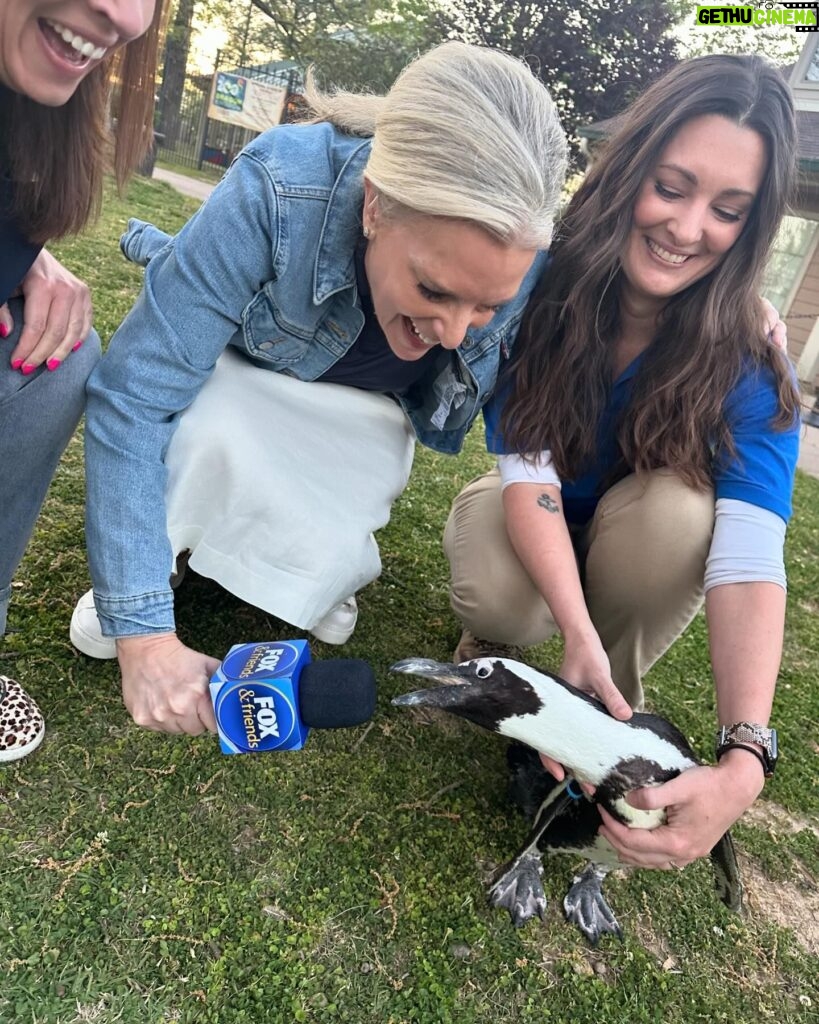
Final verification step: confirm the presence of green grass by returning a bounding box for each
[1,175,817,1024]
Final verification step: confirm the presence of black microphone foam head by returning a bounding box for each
[298,659,376,729]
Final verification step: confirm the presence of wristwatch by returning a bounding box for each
[716,722,778,777]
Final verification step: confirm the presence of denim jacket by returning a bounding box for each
[84,123,546,635]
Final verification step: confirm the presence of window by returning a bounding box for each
[763,215,818,313]
[805,44,819,83]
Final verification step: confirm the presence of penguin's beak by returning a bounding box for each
[390,658,485,708]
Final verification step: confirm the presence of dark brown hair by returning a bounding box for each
[0,1,167,244]
[501,54,799,490]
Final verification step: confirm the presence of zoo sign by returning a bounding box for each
[212,72,247,112]
[208,72,287,132]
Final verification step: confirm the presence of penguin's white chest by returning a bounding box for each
[611,796,667,830]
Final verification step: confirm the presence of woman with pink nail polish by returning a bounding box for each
[0,0,164,763]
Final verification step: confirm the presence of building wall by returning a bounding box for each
[785,242,819,389]
[785,244,818,361]
[790,188,819,389]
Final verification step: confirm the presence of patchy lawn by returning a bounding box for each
[1,175,817,1024]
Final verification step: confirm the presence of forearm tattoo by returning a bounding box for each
[537,492,559,514]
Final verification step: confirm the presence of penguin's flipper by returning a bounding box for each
[488,850,548,927]
[563,862,623,945]
[710,829,743,913]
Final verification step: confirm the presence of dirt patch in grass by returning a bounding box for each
[740,852,819,955]
[743,800,819,840]
[632,915,679,973]
[740,801,819,954]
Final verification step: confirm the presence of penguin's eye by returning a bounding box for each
[475,661,493,679]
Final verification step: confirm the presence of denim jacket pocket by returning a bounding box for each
[243,289,313,365]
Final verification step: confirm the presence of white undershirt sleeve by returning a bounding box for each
[704,497,787,593]
[498,452,562,490]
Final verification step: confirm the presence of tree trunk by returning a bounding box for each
[156,0,197,151]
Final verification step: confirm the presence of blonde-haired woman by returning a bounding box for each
[0,0,164,762]
[70,42,569,736]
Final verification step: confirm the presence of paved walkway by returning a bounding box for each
[147,165,819,482]
[151,166,217,202]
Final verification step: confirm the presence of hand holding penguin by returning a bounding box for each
[391,655,745,944]
[598,754,765,870]
[529,635,762,873]
[539,630,633,781]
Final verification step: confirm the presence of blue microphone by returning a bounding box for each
[209,640,376,755]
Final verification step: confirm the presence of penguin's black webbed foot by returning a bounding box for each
[563,863,623,945]
[488,851,547,927]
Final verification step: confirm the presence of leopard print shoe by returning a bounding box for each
[0,676,45,763]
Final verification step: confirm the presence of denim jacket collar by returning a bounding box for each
[314,140,370,304]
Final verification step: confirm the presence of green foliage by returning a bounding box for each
[301,1,455,94]
[1,176,817,1023]
[200,0,453,93]
[450,0,679,165]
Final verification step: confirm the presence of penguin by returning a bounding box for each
[391,656,742,945]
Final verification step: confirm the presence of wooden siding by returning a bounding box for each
[786,242,819,388]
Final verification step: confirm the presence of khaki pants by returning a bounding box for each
[443,468,714,708]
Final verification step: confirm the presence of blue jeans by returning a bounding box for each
[0,298,101,635]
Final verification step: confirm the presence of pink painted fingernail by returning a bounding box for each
[0,324,9,339]
[11,358,23,369]
[21,363,36,375]
[71,340,83,352]
[47,358,61,371]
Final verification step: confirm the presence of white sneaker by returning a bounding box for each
[70,590,117,660]
[309,596,358,645]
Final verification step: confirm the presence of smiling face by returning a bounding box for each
[362,180,537,362]
[620,114,768,314]
[0,0,156,106]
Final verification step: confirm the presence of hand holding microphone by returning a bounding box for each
[209,640,376,754]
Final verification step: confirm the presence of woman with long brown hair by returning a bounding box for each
[0,0,164,761]
[445,55,800,870]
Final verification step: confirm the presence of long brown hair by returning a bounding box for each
[501,54,799,490]
[0,1,167,244]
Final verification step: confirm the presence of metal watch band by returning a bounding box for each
[715,722,777,776]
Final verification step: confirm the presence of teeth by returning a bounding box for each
[647,238,689,265]
[409,319,438,345]
[45,19,108,61]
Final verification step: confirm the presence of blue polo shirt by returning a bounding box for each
[483,354,799,525]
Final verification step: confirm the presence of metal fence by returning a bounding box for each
[152,51,304,178]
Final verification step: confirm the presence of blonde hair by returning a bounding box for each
[303,42,567,248]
